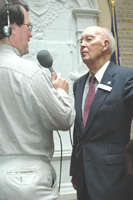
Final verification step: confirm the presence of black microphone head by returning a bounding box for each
[37,50,53,69]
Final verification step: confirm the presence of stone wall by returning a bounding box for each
[115,0,133,68]
[97,0,133,68]
[115,0,133,138]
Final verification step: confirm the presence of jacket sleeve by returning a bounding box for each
[70,81,77,176]
[123,70,133,102]
[123,70,133,116]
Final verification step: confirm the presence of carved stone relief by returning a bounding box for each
[25,0,100,81]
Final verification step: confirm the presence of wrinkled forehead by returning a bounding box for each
[82,26,105,38]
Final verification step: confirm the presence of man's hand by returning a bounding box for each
[51,72,69,94]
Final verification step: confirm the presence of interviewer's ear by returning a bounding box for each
[102,39,109,51]
[10,23,18,36]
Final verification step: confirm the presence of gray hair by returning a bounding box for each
[104,27,116,55]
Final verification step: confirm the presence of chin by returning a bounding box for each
[25,49,29,55]
[82,57,89,64]
[27,49,29,54]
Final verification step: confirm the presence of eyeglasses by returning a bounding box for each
[77,35,103,46]
[23,23,33,32]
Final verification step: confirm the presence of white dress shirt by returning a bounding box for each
[82,61,110,116]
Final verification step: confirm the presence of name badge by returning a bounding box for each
[98,84,112,92]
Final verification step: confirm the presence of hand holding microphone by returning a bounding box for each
[37,50,69,93]
[51,72,69,94]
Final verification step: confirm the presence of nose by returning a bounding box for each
[80,40,86,46]
[29,32,33,38]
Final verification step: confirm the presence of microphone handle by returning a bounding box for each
[49,67,57,76]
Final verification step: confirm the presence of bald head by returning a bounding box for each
[79,26,115,74]
[83,26,115,54]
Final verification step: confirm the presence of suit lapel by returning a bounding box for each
[83,62,117,135]
[75,73,89,133]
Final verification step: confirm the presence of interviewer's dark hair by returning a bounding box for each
[0,0,29,39]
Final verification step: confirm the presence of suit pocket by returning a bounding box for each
[104,154,125,165]
[102,99,119,106]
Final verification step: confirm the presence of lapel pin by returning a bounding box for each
[107,81,111,85]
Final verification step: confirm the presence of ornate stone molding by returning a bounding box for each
[69,7,100,80]
[73,8,100,33]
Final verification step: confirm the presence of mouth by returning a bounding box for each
[81,51,88,56]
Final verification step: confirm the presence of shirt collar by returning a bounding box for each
[0,44,21,57]
[95,60,110,83]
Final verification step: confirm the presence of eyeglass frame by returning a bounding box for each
[23,23,33,32]
[77,35,105,46]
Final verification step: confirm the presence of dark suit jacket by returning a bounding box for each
[70,62,133,200]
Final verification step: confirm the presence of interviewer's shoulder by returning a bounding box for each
[21,57,40,70]
[16,56,42,76]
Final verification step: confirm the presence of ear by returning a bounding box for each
[102,39,109,51]
[10,23,19,35]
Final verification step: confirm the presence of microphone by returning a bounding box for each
[37,50,56,75]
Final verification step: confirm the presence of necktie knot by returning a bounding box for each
[89,75,95,84]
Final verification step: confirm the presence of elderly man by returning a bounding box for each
[70,26,133,200]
